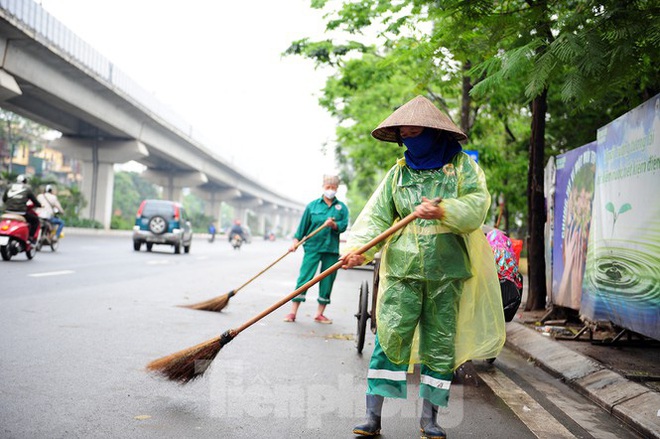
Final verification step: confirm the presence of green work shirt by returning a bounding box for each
[294,197,349,254]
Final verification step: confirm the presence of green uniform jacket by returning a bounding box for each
[294,197,349,254]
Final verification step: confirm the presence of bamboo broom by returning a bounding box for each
[147,198,439,383]
[180,223,328,312]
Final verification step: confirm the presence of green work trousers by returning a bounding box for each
[292,251,338,304]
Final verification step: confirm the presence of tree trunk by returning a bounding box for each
[461,61,472,133]
[524,88,548,310]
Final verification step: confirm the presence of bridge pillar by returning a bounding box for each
[51,138,148,229]
[257,214,266,237]
[255,203,279,237]
[270,209,281,236]
[191,187,242,226]
[230,198,263,233]
[283,211,301,237]
[142,170,208,203]
[279,212,290,237]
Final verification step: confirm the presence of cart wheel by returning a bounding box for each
[370,258,381,334]
[355,280,370,354]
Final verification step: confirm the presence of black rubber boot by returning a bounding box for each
[420,398,446,439]
[353,394,383,436]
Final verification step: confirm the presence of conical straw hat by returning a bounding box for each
[371,95,467,142]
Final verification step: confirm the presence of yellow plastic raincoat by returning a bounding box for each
[347,152,505,373]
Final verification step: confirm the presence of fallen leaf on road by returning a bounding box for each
[327,333,354,340]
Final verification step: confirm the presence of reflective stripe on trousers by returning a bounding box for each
[366,334,452,407]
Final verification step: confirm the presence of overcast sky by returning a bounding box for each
[38,0,340,204]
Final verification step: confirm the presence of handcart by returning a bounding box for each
[355,255,381,353]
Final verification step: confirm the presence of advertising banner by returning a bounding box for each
[581,94,660,340]
[551,143,597,309]
[544,156,556,298]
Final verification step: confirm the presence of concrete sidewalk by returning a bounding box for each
[505,320,660,439]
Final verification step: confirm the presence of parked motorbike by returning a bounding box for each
[230,233,243,250]
[0,205,40,261]
[483,226,523,364]
[36,218,60,252]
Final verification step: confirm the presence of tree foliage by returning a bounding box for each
[182,192,215,233]
[287,0,659,309]
[0,109,50,167]
[112,171,159,229]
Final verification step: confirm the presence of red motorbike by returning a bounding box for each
[0,204,40,261]
[36,217,60,252]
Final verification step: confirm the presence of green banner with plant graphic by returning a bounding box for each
[581,94,660,340]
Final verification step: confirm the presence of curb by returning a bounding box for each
[506,322,660,439]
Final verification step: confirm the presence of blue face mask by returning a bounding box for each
[402,129,438,157]
[403,129,462,170]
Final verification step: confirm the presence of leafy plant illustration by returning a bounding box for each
[605,202,632,236]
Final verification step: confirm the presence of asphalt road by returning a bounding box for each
[0,233,642,438]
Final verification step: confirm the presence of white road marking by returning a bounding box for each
[29,270,75,277]
[146,260,171,265]
[479,367,576,439]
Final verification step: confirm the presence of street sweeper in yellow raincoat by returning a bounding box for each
[341,95,505,438]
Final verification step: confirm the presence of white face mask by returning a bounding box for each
[324,190,336,199]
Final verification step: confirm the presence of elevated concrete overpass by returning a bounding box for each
[0,0,305,233]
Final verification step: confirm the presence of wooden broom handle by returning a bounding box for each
[232,197,441,335]
[231,223,328,295]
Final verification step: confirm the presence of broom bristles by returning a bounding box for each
[180,290,234,312]
[146,330,235,384]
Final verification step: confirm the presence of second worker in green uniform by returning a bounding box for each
[283,175,349,324]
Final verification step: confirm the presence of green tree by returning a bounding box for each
[183,192,214,233]
[0,108,51,174]
[452,0,659,309]
[286,2,532,229]
[288,0,659,310]
[112,171,159,229]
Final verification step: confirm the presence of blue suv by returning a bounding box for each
[132,199,193,254]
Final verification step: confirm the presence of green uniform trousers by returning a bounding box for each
[292,251,338,304]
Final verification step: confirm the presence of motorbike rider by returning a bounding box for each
[2,174,42,243]
[208,222,217,243]
[228,219,246,243]
[36,184,65,240]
